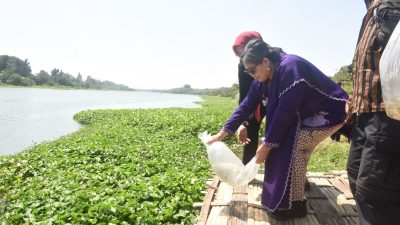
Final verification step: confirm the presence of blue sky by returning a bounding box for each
[1,0,366,89]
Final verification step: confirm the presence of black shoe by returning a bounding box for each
[270,200,307,220]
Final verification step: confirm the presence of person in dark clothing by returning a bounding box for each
[347,1,400,224]
[232,31,266,164]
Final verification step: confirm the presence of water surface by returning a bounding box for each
[0,88,201,155]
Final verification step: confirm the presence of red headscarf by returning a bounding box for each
[232,31,262,53]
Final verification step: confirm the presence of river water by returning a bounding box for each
[0,88,201,155]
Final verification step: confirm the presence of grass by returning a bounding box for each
[308,137,349,171]
[230,132,349,172]
[0,96,349,224]
[230,135,349,172]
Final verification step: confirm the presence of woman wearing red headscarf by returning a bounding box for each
[232,31,266,164]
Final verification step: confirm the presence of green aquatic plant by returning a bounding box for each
[0,96,236,224]
[0,96,349,224]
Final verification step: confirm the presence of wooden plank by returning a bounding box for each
[248,184,255,205]
[307,172,335,178]
[343,216,355,225]
[320,187,345,215]
[308,198,347,225]
[214,182,232,225]
[306,214,321,225]
[324,171,347,176]
[328,178,353,199]
[294,216,310,225]
[206,206,222,225]
[341,202,357,216]
[350,216,358,225]
[259,208,271,225]
[197,176,220,225]
[207,182,233,225]
[254,208,262,225]
[197,172,358,225]
[332,190,356,215]
[308,177,332,186]
[216,206,230,225]
[228,185,248,225]
[251,185,261,205]
[307,183,348,225]
[305,182,326,199]
[320,187,358,217]
[338,177,350,188]
[338,177,354,199]
[248,203,267,210]
[248,204,255,225]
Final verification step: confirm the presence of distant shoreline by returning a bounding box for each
[0,84,135,91]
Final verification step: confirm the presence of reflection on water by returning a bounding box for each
[0,88,201,155]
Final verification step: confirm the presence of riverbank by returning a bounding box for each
[0,96,349,224]
[0,84,135,91]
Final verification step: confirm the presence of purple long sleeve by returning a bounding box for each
[263,53,348,149]
[222,81,266,134]
[263,81,306,148]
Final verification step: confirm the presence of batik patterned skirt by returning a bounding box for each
[261,116,343,212]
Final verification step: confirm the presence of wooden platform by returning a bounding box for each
[196,171,357,225]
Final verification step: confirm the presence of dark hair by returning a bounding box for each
[240,39,283,65]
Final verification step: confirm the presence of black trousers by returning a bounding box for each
[347,112,400,225]
[242,116,261,164]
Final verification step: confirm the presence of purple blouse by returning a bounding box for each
[223,53,348,148]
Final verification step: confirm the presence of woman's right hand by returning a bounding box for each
[206,130,228,145]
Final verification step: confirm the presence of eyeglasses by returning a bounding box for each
[244,63,259,75]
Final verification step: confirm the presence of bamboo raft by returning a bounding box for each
[195,171,357,225]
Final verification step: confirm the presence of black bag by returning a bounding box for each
[374,0,400,48]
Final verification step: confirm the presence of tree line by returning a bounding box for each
[156,66,352,99]
[0,55,134,91]
[330,64,352,95]
[150,83,240,98]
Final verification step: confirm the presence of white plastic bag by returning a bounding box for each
[198,131,260,186]
[380,20,400,120]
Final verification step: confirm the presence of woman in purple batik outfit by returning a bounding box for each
[207,39,348,220]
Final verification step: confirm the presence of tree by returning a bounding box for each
[0,55,31,77]
[16,59,31,77]
[6,74,33,86]
[51,68,62,77]
[85,76,101,89]
[34,70,52,85]
[331,65,352,94]
[0,55,134,90]
[76,73,84,87]
[56,73,76,86]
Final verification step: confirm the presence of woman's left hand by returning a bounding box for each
[237,125,250,144]
[255,143,271,164]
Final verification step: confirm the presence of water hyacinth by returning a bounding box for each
[0,96,349,224]
[0,96,236,224]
